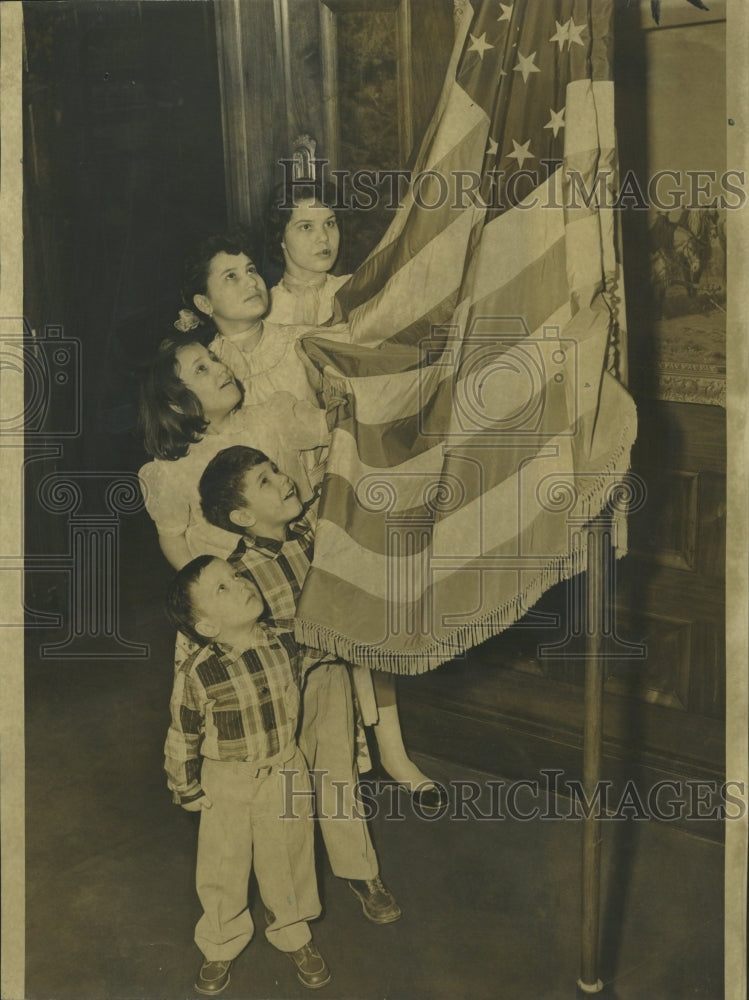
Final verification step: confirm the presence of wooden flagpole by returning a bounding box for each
[577,514,610,994]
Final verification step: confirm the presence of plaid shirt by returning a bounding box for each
[229,508,331,673]
[164,623,301,804]
[230,516,315,621]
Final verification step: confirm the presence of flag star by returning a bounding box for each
[513,50,541,83]
[544,107,565,137]
[497,2,513,21]
[486,138,499,157]
[467,31,494,60]
[549,19,570,49]
[567,18,587,46]
[506,138,534,168]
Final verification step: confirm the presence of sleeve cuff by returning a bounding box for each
[177,788,205,806]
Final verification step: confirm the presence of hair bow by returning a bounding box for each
[173,309,201,333]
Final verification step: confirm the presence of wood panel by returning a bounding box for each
[215,0,286,228]
[215,0,454,245]
[317,0,454,266]
[283,0,328,154]
[408,0,455,161]
[604,612,692,711]
[629,470,699,571]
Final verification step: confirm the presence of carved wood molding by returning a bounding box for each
[650,363,726,407]
[633,313,726,408]
[319,3,339,171]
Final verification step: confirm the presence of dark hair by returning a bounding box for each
[181,227,260,321]
[165,554,217,646]
[265,179,342,269]
[199,445,270,534]
[139,333,244,460]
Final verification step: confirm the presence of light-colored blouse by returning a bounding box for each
[210,322,320,407]
[138,392,328,561]
[266,272,351,326]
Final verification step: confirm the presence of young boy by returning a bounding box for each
[198,446,402,926]
[164,556,332,995]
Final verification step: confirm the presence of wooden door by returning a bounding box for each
[214,0,454,264]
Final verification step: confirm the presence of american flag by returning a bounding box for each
[296,0,638,673]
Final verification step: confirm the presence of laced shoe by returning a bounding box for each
[347,875,402,924]
[286,941,332,989]
[195,959,232,995]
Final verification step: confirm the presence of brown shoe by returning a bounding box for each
[286,941,332,990]
[347,876,402,924]
[195,959,232,995]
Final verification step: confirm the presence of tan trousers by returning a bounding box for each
[194,747,320,960]
[298,662,379,881]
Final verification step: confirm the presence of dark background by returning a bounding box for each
[24,0,227,476]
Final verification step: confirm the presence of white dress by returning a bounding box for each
[138,393,328,561]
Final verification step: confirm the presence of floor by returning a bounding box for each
[21,515,724,1000]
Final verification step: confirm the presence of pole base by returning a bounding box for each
[576,978,604,994]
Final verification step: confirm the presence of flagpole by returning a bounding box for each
[577,514,609,995]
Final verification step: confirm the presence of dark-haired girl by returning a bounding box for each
[174,230,325,408]
[138,334,329,569]
[264,181,350,326]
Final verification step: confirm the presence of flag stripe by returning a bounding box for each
[336,84,489,319]
[323,365,619,559]
[468,238,570,337]
[343,206,484,348]
[470,173,566,300]
[297,0,637,673]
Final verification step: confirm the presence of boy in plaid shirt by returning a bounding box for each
[164,556,331,995]
[199,445,402,926]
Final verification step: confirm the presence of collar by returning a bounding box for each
[210,623,274,665]
[281,271,328,295]
[236,518,311,558]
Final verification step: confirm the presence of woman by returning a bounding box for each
[264,179,350,326]
[175,229,326,408]
[138,333,329,569]
[262,181,443,805]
